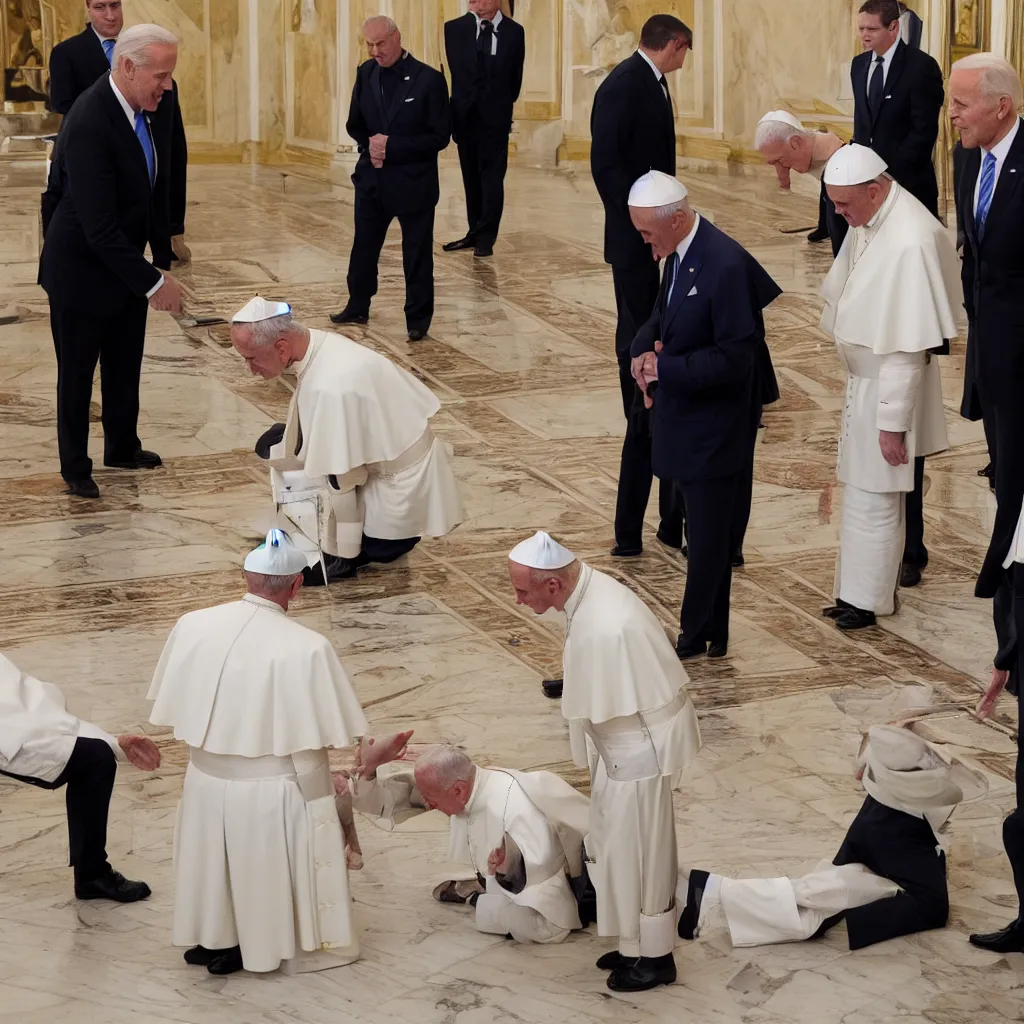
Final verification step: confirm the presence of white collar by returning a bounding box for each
[92,25,117,46]
[873,35,900,66]
[462,765,488,817]
[562,562,591,623]
[291,330,322,377]
[865,180,899,230]
[636,48,663,81]
[242,593,287,614]
[674,212,701,264]
[108,75,138,127]
[983,115,1021,162]
[473,10,503,30]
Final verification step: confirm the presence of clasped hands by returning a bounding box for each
[369,133,388,168]
[631,340,663,408]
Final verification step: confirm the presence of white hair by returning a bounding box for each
[415,745,475,789]
[244,569,300,595]
[652,199,689,220]
[952,52,1023,110]
[363,14,398,35]
[754,119,812,150]
[244,313,308,348]
[112,24,178,67]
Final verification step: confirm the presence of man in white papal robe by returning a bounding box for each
[820,144,960,631]
[677,725,986,950]
[507,531,702,993]
[343,732,591,943]
[148,529,368,976]
[230,296,464,586]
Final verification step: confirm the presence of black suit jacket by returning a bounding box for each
[590,52,676,268]
[954,121,1024,596]
[629,218,781,483]
[851,41,943,213]
[346,54,450,216]
[38,75,162,312]
[47,26,110,115]
[148,81,188,266]
[443,13,525,136]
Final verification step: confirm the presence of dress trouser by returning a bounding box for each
[0,737,116,884]
[475,893,570,944]
[731,406,762,560]
[821,179,849,258]
[1001,565,1024,916]
[676,472,742,647]
[456,114,510,246]
[50,300,148,482]
[903,456,928,568]
[611,261,683,549]
[345,189,435,332]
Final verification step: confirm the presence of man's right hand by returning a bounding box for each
[354,729,415,779]
[976,667,1010,720]
[118,734,161,771]
[148,273,184,313]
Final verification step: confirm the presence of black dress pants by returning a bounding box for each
[831,796,949,949]
[823,182,849,258]
[0,737,116,885]
[611,262,683,549]
[1001,565,1024,916]
[360,534,420,565]
[731,407,762,561]
[676,472,742,647]
[903,455,928,568]
[51,300,148,482]
[346,190,435,333]
[456,117,510,246]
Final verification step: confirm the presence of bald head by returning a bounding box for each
[363,15,402,67]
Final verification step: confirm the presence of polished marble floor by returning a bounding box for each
[0,150,1017,1023]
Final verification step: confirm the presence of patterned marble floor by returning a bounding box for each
[0,150,1018,1024]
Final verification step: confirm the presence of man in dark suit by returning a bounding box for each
[48,0,122,114]
[442,0,525,258]
[38,25,185,499]
[851,0,944,588]
[630,171,780,661]
[331,16,450,342]
[590,14,690,561]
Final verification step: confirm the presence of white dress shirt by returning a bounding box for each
[473,9,502,57]
[109,77,164,298]
[665,213,701,305]
[867,35,900,91]
[1004,502,1024,568]
[973,116,1021,215]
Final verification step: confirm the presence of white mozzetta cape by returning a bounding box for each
[148,595,367,756]
[289,330,441,478]
[820,184,962,355]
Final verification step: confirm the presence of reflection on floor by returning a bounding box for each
[0,153,1016,1024]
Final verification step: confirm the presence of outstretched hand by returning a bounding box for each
[354,729,415,779]
[117,735,161,771]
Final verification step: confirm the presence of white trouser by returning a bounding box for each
[718,862,899,947]
[474,892,571,944]
[835,485,905,615]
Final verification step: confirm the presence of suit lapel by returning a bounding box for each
[980,117,1024,247]
[368,63,387,128]
[961,146,981,248]
[871,42,906,130]
[84,27,110,75]
[100,76,151,188]
[853,54,869,120]
[385,58,417,128]
[665,220,708,331]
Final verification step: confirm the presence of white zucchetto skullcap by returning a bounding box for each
[232,296,292,323]
[866,725,929,772]
[627,169,688,208]
[244,528,307,576]
[823,144,888,186]
[508,531,576,570]
[758,109,804,131]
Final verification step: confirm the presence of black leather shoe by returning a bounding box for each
[66,477,100,499]
[75,870,151,903]
[207,947,244,975]
[656,527,682,550]
[301,555,358,586]
[542,678,563,699]
[809,911,846,940]
[442,236,475,252]
[708,643,728,659]
[678,869,708,939]
[836,607,877,631]
[104,449,162,470]
[731,551,745,567]
[969,923,1024,953]
[254,423,285,459]
[408,328,427,342]
[822,598,854,619]
[607,954,676,992]
[330,308,369,325]
[899,563,922,588]
[596,950,626,971]
[675,638,707,660]
[184,945,237,966]
[473,243,494,258]
[610,544,642,557]
[807,228,830,243]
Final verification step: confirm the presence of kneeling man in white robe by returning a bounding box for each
[344,732,591,943]
[230,297,464,586]
[820,144,960,631]
[148,529,368,976]
[507,531,702,992]
[677,725,986,950]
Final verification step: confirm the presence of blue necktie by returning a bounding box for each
[134,112,155,185]
[102,38,115,67]
[976,151,997,239]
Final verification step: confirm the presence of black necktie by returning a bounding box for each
[659,75,671,108]
[868,55,884,118]
[478,20,494,56]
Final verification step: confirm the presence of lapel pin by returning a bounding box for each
[404,76,410,81]
[688,267,694,273]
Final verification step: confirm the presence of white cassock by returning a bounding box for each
[268,330,464,566]
[0,653,124,781]
[148,594,368,974]
[353,765,589,943]
[562,564,702,958]
[820,184,960,614]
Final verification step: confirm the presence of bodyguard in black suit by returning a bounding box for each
[47,0,120,116]
[38,28,184,499]
[332,17,450,342]
[630,179,780,659]
[443,0,525,258]
[590,15,690,558]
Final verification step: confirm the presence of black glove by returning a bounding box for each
[255,423,285,459]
